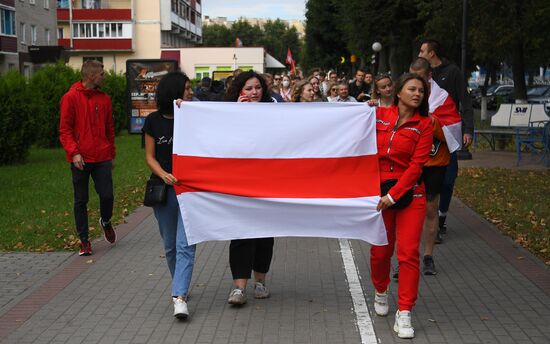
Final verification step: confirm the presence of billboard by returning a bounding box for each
[126,59,178,133]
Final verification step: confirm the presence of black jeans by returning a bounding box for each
[229,238,274,280]
[71,160,114,242]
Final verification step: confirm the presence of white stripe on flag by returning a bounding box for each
[174,102,377,158]
[177,192,388,246]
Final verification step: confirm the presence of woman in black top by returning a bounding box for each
[142,72,195,320]
[224,71,274,305]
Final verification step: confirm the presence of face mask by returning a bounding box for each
[282,80,290,88]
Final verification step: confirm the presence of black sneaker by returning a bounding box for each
[99,218,117,244]
[438,215,447,235]
[423,255,437,275]
[392,266,399,281]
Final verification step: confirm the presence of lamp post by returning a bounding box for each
[372,42,382,75]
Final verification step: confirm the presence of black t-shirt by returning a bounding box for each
[348,81,371,102]
[142,111,174,174]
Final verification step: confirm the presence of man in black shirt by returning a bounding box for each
[348,69,371,102]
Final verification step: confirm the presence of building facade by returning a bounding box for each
[16,0,58,77]
[0,0,17,73]
[57,0,202,73]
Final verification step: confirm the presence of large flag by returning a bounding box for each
[172,102,387,246]
[285,47,296,75]
[428,78,463,153]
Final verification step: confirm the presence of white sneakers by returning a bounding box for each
[374,290,389,316]
[227,288,247,305]
[394,310,414,339]
[253,282,270,299]
[173,296,189,320]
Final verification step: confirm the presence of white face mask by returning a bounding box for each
[282,80,290,88]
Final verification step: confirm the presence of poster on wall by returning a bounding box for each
[126,59,178,133]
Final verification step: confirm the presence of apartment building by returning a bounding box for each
[17,0,58,77]
[57,0,202,73]
[0,0,17,73]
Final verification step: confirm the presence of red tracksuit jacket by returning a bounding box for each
[376,106,432,201]
[59,81,115,163]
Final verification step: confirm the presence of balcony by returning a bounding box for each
[0,36,17,53]
[58,38,132,51]
[57,8,132,21]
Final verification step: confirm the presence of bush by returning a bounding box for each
[0,71,36,165]
[30,62,80,148]
[101,70,127,134]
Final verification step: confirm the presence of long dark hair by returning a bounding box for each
[224,70,272,102]
[156,72,190,115]
[393,73,429,117]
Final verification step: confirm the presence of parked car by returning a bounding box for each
[484,85,514,110]
[527,85,550,114]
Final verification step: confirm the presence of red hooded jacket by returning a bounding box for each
[59,81,115,163]
[376,106,432,201]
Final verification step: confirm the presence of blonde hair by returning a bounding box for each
[81,60,104,79]
[291,79,311,102]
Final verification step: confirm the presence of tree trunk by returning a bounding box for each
[511,40,527,101]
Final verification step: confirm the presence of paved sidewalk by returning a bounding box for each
[1,199,549,343]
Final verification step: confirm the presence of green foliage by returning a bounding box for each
[0,71,36,165]
[202,19,302,71]
[29,62,80,148]
[101,70,127,134]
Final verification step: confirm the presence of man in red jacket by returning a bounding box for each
[59,60,117,256]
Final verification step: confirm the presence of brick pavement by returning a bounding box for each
[1,199,549,343]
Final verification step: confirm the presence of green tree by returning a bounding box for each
[202,23,232,46]
[230,19,263,47]
[303,0,349,72]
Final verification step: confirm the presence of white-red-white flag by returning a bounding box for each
[172,102,387,245]
[428,78,463,152]
[285,47,296,75]
[235,36,243,48]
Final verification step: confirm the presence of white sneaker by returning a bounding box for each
[227,288,247,305]
[254,282,270,299]
[393,310,414,339]
[374,290,389,316]
[173,296,189,319]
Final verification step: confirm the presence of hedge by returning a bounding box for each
[0,62,128,165]
[0,71,36,165]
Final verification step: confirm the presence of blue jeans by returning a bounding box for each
[153,186,196,297]
[439,152,458,214]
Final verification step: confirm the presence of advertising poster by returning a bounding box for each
[126,59,178,133]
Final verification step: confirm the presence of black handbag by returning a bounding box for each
[380,179,414,209]
[143,177,167,207]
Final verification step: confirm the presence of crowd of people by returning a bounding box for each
[59,39,473,339]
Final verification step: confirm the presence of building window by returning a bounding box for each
[20,22,26,44]
[72,22,130,38]
[31,25,37,44]
[83,56,103,63]
[83,0,101,9]
[45,28,51,44]
[58,27,63,39]
[44,0,49,9]
[57,0,69,8]
[0,9,16,36]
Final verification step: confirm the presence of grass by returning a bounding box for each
[454,167,550,264]
[0,133,148,252]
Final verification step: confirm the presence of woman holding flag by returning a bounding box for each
[224,71,274,305]
[370,73,432,339]
[143,72,196,320]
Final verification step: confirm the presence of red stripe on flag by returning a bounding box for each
[432,96,461,126]
[173,155,380,198]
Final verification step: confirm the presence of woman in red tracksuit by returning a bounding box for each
[370,73,432,339]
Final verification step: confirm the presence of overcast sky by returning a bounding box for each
[202,1,306,21]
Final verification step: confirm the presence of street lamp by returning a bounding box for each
[372,42,382,75]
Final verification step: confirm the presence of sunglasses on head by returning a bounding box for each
[375,73,390,81]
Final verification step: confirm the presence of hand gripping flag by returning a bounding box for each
[172,102,387,246]
[428,78,463,153]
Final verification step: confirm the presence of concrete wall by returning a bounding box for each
[173,47,265,79]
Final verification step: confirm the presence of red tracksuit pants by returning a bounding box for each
[370,195,426,311]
